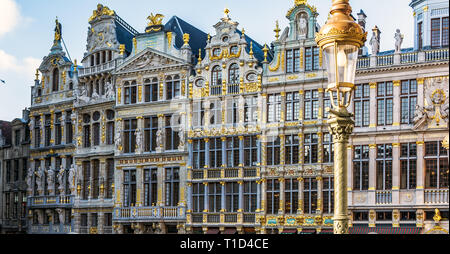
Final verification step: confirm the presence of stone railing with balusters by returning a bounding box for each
[113,206,186,221]
[78,59,123,78]
[188,212,256,225]
[424,189,449,204]
[28,195,74,208]
[357,47,449,70]
[375,190,392,204]
[29,223,74,234]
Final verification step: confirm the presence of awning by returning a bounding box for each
[349,225,422,234]
[319,229,334,234]
[223,228,237,234]
[300,229,316,234]
[281,229,298,234]
[207,228,220,234]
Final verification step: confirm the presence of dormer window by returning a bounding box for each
[230,46,239,55]
[213,48,221,57]
[222,36,229,43]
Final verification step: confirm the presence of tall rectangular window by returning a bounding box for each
[376,82,393,126]
[124,81,137,105]
[304,133,318,164]
[226,98,239,125]
[285,134,299,165]
[55,112,62,145]
[425,141,449,188]
[165,115,180,151]
[305,47,320,71]
[106,159,114,199]
[226,137,240,167]
[376,144,393,190]
[418,22,423,50]
[192,139,205,169]
[400,80,417,124]
[353,145,370,190]
[431,18,441,47]
[286,92,300,122]
[244,135,258,167]
[244,96,258,124]
[323,177,334,214]
[209,138,223,168]
[354,84,370,127]
[244,181,257,212]
[165,167,179,206]
[34,115,41,147]
[443,17,449,47]
[286,49,301,73]
[143,116,158,152]
[267,94,281,123]
[65,111,73,144]
[82,161,90,200]
[267,136,281,166]
[284,178,298,214]
[123,119,137,154]
[193,101,205,127]
[225,182,239,212]
[323,133,334,163]
[303,178,317,214]
[400,143,417,190]
[44,114,51,147]
[93,122,100,146]
[144,78,159,102]
[123,169,137,207]
[166,75,181,100]
[92,160,100,199]
[144,168,158,206]
[208,183,222,212]
[304,90,319,120]
[14,129,20,146]
[192,183,205,213]
[267,179,280,214]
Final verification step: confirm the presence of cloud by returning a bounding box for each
[0,0,22,38]
[0,49,40,78]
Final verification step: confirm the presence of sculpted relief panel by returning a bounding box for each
[414,76,449,129]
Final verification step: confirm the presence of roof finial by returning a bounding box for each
[249,42,254,57]
[198,49,202,63]
[274,20,281,41]
[224,8,230,19]
[263,44,269,63]
[35,69,40,81]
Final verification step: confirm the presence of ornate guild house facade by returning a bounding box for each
[0,0,448,234]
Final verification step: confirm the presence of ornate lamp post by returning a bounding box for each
[315,0,367,234]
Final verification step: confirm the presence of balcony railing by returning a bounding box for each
[28,195,74,208]
[189,212,256,225]
[29,223,74,234]
[424,189,449,204]
[375,190,392,204]
[191,168,258,181]
[357,48,449,69]
[114,206,185,221]
[78,59,123,77]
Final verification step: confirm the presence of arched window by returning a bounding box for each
[52,68,59,92]
[145,78,159,102]
[228,63,239,84]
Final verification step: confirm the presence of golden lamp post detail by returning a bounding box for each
[315,0,367,234]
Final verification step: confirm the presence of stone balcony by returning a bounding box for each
[78,59,123,78]
[28,195,74,208]
[113,206,186,222]
[356,47,449,69]
[29,223,74,234]
[188,212,257,225]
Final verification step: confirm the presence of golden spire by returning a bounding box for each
[119,44,125,55]
[263,44,269,62]
[198,49,202,63]
[207,33,211,42]
[274,20,281,40]
[249,42,254,57]
[73,59,77,72]
[242,28,245,38]
[224,8,230,19]
[35,69,40,80]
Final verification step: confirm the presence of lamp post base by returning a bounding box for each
[328,107,354,235]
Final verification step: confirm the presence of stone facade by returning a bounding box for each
[0,0,448,234]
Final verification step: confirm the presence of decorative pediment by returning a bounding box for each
[86,20,119,53]
[116,48,186,73]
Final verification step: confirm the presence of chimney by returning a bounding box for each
[22,108,30,122]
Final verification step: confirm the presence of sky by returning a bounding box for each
[0,0,415,121]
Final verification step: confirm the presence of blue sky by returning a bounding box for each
[0,0,414,121]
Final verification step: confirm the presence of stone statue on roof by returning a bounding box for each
[369,26,381,56]
[394,29,404,54]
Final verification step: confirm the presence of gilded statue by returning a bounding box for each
[147,13,164,27]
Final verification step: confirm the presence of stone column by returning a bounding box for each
[297,177,304,214]
[256,180,261,211]
[239,136,244,167]
[318,88,324,121]
[99,159,106,200]
[392,81,401,128]
[61,109,66,146]
[39,113,44,147]
[299,90,305,122]
[298,133,304,165]
[221,137,227,168]
[369,82,377,129]
[280,92,286,124]
[347,145,354,206]
[238,181,244,212]
[392,143,401,204]
[368,144,377,205]
[203,182,209,212]
[415,140,425,204]
[204,138,210,169]
[417,78,425,108]
[50,110,55,147]
[89,160,94,200]
[317,132,323,164]
[261,179,267,214]
[278,178,285,215]
[257,135,262,166]
[136,166,143,206]
[220,182,226,212]
[98,212,104,234]
[279,134,285,166]
[187,183,193,212]
[316,176,323,213]
[157,164,164,206]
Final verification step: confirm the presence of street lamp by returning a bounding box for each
[315,0,367,234]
